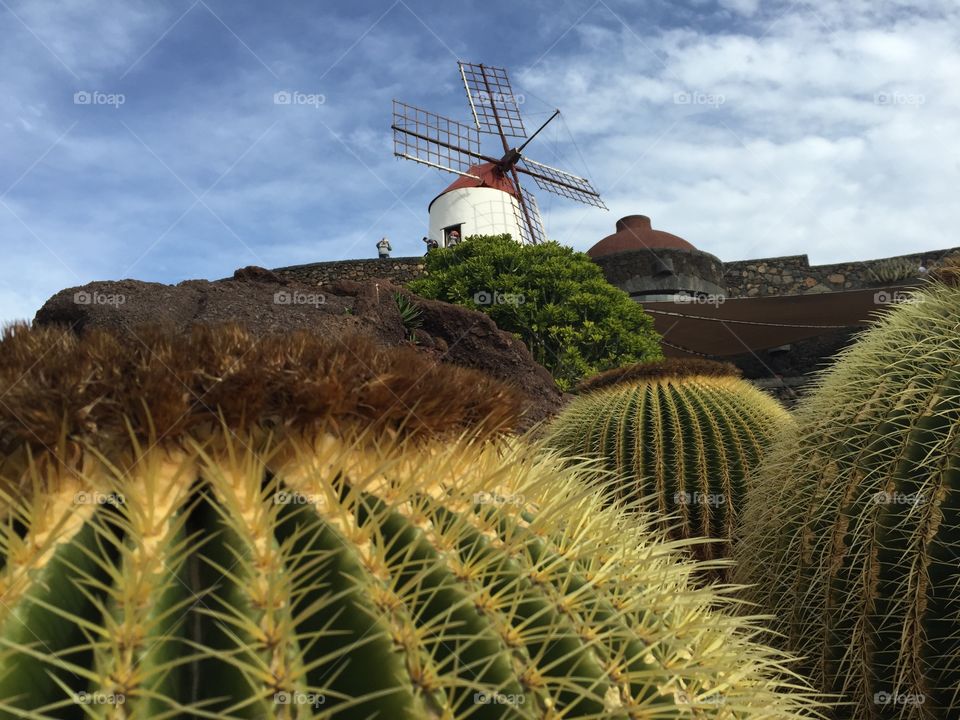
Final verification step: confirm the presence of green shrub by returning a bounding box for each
[408,235,662,391]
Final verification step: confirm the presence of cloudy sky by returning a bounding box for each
[2,0,958,323]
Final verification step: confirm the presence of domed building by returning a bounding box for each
[587,215,726,303]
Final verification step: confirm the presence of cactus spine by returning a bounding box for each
[735,280,960,719]
[0,325,823,718]
[544,360,793,563]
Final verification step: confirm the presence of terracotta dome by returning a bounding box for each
[587,215,696,258]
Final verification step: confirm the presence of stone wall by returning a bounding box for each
[722,247,959,298]
[273,257,426,286]
[273,247,959,298]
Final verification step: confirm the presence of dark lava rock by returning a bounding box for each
[34,267,564,430]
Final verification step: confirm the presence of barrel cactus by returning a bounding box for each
[544,359,793,563]
[734,278,960,719]
[0,324,823,718]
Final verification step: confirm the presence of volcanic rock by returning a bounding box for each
[34,267,563,430]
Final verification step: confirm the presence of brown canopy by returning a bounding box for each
[643,285,920,357]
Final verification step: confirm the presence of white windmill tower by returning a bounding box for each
[392,61,607,247]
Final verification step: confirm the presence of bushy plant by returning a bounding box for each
[544,358,793,566]
[408,234,662,391]
[0,324,824,718]
[735,277,960,718]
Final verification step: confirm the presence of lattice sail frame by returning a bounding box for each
[518,157,607,210]
[392,100,484,177]
[458,61,527,138]
[514,188,546,245]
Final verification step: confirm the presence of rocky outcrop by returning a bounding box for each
[34,267,564,430]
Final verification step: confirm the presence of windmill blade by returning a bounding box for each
[513,186,546,245]
[458,61,527,139]
[392,100,490,176]
[517,156,607,210]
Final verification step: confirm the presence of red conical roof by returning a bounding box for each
[588,215,696,257]
[428,162,519,210]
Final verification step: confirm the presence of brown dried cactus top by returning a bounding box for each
[930,252,960,287]
[576,357,742,394]
[0,323,525,459]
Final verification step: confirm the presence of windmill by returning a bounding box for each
[392,61,606,247]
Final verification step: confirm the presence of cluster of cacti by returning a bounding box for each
[868,257,920,284]
[543,358,793,564]
[734,278,960,719]
[0,324,825,718]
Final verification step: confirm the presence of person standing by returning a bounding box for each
[446,229,461,247]
[376,237,392,259]
[422,236,439,254]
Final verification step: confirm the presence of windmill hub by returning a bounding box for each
[392,61,607,247]
[497,148,522,169]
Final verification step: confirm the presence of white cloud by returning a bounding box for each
[6,0,172,77]
[516,2,960,264]
[2,0,959,325]
[718,0,760,17]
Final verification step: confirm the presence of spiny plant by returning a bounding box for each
[393,291,423,342]
[930,251,960,286]
[544,358,793,565]
[867,257,920,284]
[734,277,960,719]
[0,324,824,719]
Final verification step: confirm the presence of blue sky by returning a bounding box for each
[2,0,959,323]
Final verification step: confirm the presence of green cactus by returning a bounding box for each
[0,325,824,718]
[544,359,793,564]
[734,279,960,719]
[868,257,920,284]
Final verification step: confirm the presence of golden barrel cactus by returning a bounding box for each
[544,359,793,564]
[0,325,822,718]
[735,278,960,719]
